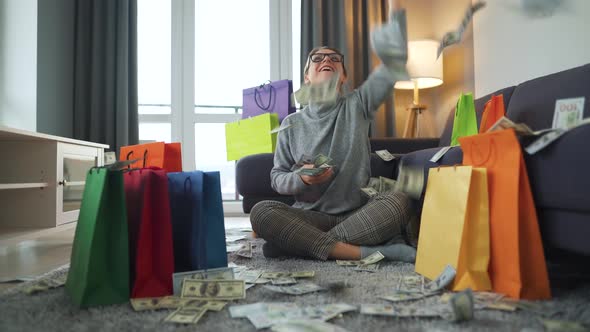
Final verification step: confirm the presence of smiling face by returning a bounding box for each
[303,47,347,88]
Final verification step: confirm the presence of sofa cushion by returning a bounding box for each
[439,86,516,147]
[523,124,590,212]
[506,64,590,130]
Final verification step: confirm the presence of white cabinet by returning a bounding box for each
[0,126,108,230]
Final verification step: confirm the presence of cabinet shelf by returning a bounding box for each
[0,183,49,190]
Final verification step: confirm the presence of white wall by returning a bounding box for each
[473,0,590,97]
[0,0,37,131]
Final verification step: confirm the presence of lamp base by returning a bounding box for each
[403,104,427,138]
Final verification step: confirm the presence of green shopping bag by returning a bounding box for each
[66,167,129,307]
[225,112,279,161]
[450,93,478,146]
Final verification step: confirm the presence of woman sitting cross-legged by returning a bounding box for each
[250,1,418,263]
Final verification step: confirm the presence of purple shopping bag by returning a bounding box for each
[242,79,295,123]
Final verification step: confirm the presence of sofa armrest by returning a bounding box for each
[235,153,276,196]
[370,138,440,154]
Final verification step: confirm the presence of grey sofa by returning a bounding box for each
[236,63,590,257]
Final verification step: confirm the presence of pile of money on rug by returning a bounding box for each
[1,226,590,332]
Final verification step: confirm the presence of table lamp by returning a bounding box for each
[395,40,444,138]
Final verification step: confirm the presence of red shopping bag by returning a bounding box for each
[120,142,182,172]
[479,94,506,133]
[459,129,551,300]
[124,167,174,298]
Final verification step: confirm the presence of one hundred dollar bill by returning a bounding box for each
[360,303,397,316]
[235,270,262,284]
[295,165,331,177]
[260,271,315,279]
[172,267,235,296]
[437,1,486,58]
[263,283,325,295]
[271,277,298,285]
[181,279,245,301]
[294,73,340,105]
[336,251,385,266]
[379,292,430,303]
[375,149,395,161]
[130,297,165,311]
[361,187,379,198]
[353,263,380,273]
[422,265,457,294]
[236,242,253,258]
[163,307,206,324]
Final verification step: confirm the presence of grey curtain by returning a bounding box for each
[73,0,139,154]
[301,0,396,137]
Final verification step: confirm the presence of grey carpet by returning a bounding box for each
[1,231,590,332]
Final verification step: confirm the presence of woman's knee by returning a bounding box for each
[249,200,282,233]
[379,191,411,212]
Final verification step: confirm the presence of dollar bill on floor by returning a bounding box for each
[271,319,351,332]
[353,263,380,273]
[423,264,457,295]
[236,270,262,283]
[360,304,397,316]
[181,299,227,311]
[229,302,267,318]
[395,303,451,318]
[540,318,589,332]
[395,274,424,293]
[379,292,431,303]
[236,242,253,258]
[271,277,298,285]
[164,307,207,324]
[172,267,235,295]
[181,279,246,301]
[261,271,315,279]
[263,283,326,295]
[336,251,385,266]
[130,297,165,311]
[375,149,396,162]
[437,1,486,58]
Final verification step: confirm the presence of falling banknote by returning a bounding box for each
[437,1,486,59]
[293,73,341,105]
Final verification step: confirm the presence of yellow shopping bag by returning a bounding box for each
[225,113,279,161]
[415,166,491,291]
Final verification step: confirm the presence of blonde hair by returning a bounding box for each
[303,46,347,78]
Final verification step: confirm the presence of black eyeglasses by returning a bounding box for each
[310,53,344,63]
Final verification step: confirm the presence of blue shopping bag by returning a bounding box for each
[168,171,228,272]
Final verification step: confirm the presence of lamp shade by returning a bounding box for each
[395,40,443,90]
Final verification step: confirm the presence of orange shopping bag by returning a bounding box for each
[479,94,506,133]
[459,129,551,300]
[120,142,182,172]
[415,166,491,292]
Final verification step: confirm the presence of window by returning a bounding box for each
[137,0,301,202]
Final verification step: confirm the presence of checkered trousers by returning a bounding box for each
[249,191,413,260]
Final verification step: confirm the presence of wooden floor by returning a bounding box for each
[0,216,250,290]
